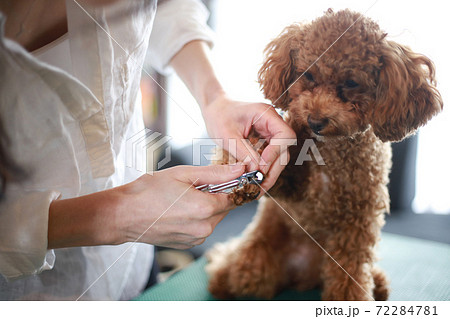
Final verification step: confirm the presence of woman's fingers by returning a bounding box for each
[177,163,245,186]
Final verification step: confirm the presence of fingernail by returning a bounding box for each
[242,157,252,165]
[259,157,270,174]
[246,161,257,172]
[261,162,271,174]
[230,163,244,173]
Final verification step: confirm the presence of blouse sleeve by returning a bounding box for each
[0,15,92,280]
[0,190,60,280]
[148,0,215,75]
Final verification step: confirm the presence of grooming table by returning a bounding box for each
[135,233,450,301]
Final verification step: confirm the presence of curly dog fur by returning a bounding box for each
[206,9,443,301]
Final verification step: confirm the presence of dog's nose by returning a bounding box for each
[307,116,329,135]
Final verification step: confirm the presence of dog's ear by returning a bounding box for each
[371,40,443,142]
[258,24,302,109]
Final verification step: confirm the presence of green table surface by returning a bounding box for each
[135,233,450,301]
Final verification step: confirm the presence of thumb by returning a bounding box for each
[180,164,246,186]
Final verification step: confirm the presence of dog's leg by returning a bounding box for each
[372,266,390,301]
[320,223,380,301]
[206,197,289,300]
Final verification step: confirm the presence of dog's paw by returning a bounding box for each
[322,280,375,301]
[207,264,235,300]
[322,267,389,301]
[228,183,260,206]
[372,267,390,301]
[207,241,279,300]
[206,239,241,299]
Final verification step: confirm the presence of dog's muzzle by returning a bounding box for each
[307,115,329,135]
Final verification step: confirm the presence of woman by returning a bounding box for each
[0,0,295,300]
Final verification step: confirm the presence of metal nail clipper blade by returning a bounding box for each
[195,170,264,194]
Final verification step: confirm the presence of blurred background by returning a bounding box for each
[140,0,450,270]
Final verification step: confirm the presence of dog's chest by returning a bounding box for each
[281,132,390,225]
[282,236,324,287]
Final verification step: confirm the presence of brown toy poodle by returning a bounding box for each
[206,9,443,301]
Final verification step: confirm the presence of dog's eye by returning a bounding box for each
[344,79,359,88]
[304,72,314,82]
[349,104,358,112]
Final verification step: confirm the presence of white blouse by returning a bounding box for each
[0,0,213,300]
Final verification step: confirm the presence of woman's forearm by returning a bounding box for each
[47,165,244,251]
[47,189,123,249]
[169,40,226,109]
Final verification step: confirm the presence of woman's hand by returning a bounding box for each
[115,164,245,249]
[170,41,296,193]
[48,164,245,250]
[202,94,296,192]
